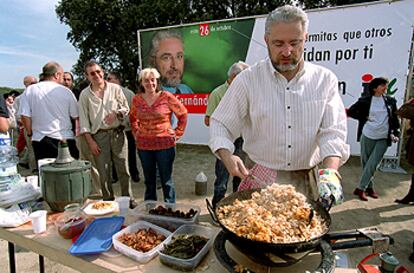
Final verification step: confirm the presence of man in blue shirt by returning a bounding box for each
[148,30,193,94]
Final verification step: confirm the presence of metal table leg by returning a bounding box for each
[8,242,16,273]
[39,255,45,273]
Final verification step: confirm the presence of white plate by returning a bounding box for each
[83,201,118,216]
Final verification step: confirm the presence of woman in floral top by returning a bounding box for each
[130,68,188,203]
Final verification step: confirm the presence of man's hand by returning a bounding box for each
[104,112,117,126]
[84,133,101,156]
[318,168,343,208]
[217,149,249,179]
[87,139,101,156]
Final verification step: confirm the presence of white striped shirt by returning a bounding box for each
[209,58,350,170]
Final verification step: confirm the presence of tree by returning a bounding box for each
[56,0,295,90]
[56,0,372,89]
[298,0,377,9]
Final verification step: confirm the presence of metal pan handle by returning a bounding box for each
[205,199,219,224]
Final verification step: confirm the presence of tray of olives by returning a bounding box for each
[131,201,200,231]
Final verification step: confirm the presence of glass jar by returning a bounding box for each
[55,203,87,239]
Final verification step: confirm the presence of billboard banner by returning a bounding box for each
[138,0,414,153]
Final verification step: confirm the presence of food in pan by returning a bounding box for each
[92,201,114,210]
[217,184,328,243]
[118,228,166,252]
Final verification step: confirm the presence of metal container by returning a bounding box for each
[40,142,92,212]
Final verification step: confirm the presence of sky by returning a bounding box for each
[0,0,79,88]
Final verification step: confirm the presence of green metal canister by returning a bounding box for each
[40,142,92,212]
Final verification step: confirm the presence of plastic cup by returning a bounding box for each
[29,210,47,234]
[116,196,130,216]
[26,175,39,188]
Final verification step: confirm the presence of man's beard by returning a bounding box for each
[271,57,301,72]
[161,77,181,87]
[160,69,182,87]
[269,49,302,73]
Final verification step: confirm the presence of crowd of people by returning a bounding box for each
[0,59,189,209]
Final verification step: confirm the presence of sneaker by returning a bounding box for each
[365,188,379,199]
[353,188,368,201]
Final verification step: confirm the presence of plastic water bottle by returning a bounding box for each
[0,139,18,177]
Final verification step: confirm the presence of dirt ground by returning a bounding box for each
[1,144,413,272]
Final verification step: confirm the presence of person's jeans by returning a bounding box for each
[358,134,388,190]
[138,147,176,203]
[212,137,244,207]
[125,130,140,179]
[212,159,230,207]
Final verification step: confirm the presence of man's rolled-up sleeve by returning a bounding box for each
[78,92,91,134]
[318,74,350,165]
[209,77,247,157]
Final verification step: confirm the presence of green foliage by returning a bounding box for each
[55,0,296,90]
[297,0,376,9]
[56,0,371,89]
[0,87,23,95]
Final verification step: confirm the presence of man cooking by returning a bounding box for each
[209,5,350,206]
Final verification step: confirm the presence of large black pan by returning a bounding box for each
[206,188,332,254]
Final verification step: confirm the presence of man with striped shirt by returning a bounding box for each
[209,5,350,206]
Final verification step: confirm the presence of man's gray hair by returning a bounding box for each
[265,5,309,34]
[148,30,183,66]
[42,61,62,78]
[227,61,249,78]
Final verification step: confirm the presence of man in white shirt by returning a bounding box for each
[209,5,350,205]
[15,75,38,171]
[19,62,79,161]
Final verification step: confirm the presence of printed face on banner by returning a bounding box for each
[265,21,306,72]
[155,38,184,87]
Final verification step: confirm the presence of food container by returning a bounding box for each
[158,224,216,271]
[54,203,87,239]
[69,216,124,255]
[55,214,87,239]
[131,201,200,231]
[112,220,171,263]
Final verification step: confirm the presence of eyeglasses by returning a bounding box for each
[89,70,103,76]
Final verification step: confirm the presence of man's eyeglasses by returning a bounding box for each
[89,70,103,76]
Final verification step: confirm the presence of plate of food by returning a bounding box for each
[83,201,118,216]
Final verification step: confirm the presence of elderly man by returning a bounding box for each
[149,30,193,94]
[15,76,38,171]
[209,5,349,206]
[205,61,249,207]
[78,60,136,207]
[107,71,140,183]
[19,62,79,161]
